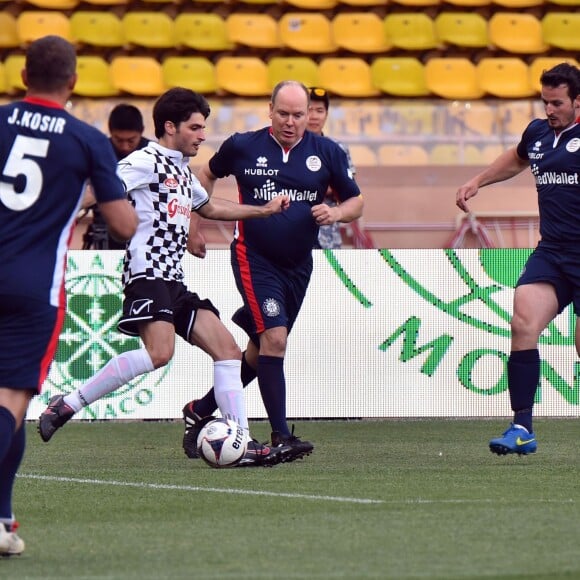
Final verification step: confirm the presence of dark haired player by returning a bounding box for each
[0,35,137,555]
[183,80,364,462]
[38,88,290,467]
[456,62,580,455]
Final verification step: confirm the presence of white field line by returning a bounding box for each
[19,473,576,505]
[19,473,383,505]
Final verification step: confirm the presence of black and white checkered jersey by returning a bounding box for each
[118,141,209,286]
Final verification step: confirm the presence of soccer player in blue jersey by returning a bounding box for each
[38,88,291,467]
[0,36,138,556]
[182,80,364,462]
[456,62,580,456]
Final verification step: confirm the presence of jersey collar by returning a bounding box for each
[22,96,64,109]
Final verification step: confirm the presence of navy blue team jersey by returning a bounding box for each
[516,117,580,243]
[0,97,126,306]
[209,127,361,267]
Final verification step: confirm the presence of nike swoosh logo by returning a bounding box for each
[516,437,535,446]
[131,299,153,316]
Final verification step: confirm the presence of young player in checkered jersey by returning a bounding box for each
[38,87,291,467]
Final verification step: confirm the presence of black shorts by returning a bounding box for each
[117,279,219,340]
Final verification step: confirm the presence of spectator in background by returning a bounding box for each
[83,104,150,249]
[307,87,356,249]
[0,35,137,556]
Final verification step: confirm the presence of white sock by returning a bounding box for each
[213,360,249,432]
[63,349,154,411]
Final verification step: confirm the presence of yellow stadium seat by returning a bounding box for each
[541,13,580,51]
[348,144,378,166]
[370,57,430,97]
[23,0,79,8]
[339,0,387,5]
[492,0,543,5]
[318,58,380,97]
[110,56,166,96]
[331,13,390,53]
[237,0,279,4]
[424,57,484,100]
[4,55,26,94]
[528,57,579,92]
[391,0,440,6]
[81,0,127,6]
[226,14,281,49]
[73,56,119,97]
[0,13,19,49]
[434,12,488,48]
[279,13,337,54]
[284,0,338,8]
[477,58,535,98]
[70,12,124,48]
[17,11,72,44]
[378,145,430,165]
[267,57,319,89]
[445,0,490,5]
[174,13,234,52]
[0,62,6,95]
[215,57,270,97]
[488,13,547,54]
[122,12,175,49]
[384,13,439,51]
[430,143,482,165]
[546,0,580,5]
[162,57,217,94]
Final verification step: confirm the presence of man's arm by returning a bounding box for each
[197,195,290,221]
[98,199,138,242]
[456,148,529,213]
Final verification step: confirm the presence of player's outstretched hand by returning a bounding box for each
[265,195,290,215]
[455,182,479,213]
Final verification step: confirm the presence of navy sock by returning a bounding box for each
[508,349,540,433]
[195,352,257,417]
[257,355,288,435]
[0,407,24,520]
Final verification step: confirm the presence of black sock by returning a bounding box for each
[508,349,540,433]
[257,355,288,435]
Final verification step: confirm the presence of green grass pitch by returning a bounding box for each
[4,419,580,579]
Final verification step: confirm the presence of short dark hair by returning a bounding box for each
[308,87,330,110]
[108,104,145,133]
[25,35,76,93]
[152,88,210,139]
[540,62,580,101]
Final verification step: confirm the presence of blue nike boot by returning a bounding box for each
[489,423,537,456]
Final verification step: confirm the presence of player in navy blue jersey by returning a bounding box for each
[456,62,580,456]
[183,80,364,462]
[38,87,291,467]
[0,36,138,556]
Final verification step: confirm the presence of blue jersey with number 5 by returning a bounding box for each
[0,97,126,306]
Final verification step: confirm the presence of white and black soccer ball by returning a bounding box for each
[197,418,247,468]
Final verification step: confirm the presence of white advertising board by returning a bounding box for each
[27,249,579,420]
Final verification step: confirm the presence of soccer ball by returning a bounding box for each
[197,418,247,468]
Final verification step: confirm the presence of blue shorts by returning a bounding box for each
[230,241,313,340]
[0,295,63,391]
[118,279,219,340]
[517,241,580,314]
